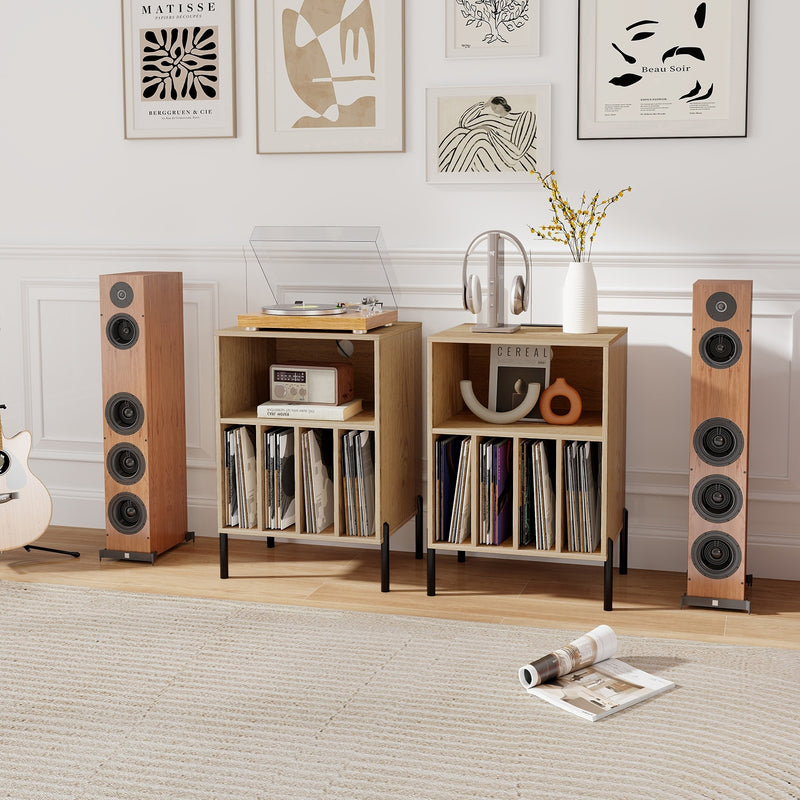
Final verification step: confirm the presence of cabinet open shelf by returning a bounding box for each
[215,323,422,590]
[426,324,629,609]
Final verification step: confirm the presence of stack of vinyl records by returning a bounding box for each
[264,427,295,530]
[224,425,257,529]
[478,438,513,545]
[300,429,334,533]
[519,439,556,549]
[341,430,376,537]
[435,435,471,543]
[564,441,602,553]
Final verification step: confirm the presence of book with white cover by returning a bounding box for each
[257,398,362,420]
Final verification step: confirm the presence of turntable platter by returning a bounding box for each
[262,303,347,317]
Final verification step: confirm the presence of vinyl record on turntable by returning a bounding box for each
[262,303,347,317]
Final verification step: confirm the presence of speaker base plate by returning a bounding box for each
[681,592,751,613]
[99,531,195,564]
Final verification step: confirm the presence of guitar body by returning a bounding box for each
[0,429,53,552]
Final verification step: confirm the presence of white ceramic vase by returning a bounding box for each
[562,260,598,334]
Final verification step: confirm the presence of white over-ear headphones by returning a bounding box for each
[461,230,530,332]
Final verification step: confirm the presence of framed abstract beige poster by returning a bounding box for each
[578,0,750,139]
[255,0,404,153]
[426,85,550,183]
[445,0,540,59]
[121,0,236,139]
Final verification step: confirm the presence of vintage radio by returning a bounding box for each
[269,362,354,405]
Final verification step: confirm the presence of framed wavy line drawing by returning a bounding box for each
[426,85,551,183]
[255,0,404,153]
[578,0,750,139]
[121,0,236,139]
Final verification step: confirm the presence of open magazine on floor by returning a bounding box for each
[518,625,675,721]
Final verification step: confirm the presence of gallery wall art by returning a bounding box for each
[255,0,404,153]
[121,0,236,139]
[426,85,550,183]
[578,0,750,139]
[445,0,540,59]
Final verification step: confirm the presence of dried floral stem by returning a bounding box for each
[529,169,632,262]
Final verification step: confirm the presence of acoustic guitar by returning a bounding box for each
[0,404,53,552]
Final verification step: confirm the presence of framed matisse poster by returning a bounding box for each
[578,0,750,139]
[426,85,550,183]
[445,0,540,59]
[121,0,236,139]
[255,0,404,153]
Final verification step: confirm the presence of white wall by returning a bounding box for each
[1,2,799,581]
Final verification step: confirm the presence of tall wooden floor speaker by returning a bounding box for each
[99,272,192,562]
[684,279,752,611]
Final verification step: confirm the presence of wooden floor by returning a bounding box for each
[3,526,799,650]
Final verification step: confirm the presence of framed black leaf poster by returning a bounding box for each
[121,0,236,139]
[578,0,749,139]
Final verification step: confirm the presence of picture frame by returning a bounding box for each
[445,0,540,59]
[255,0,404,154]
[426,85,550,183]
[578,0,750,139]
[121,0,236,139]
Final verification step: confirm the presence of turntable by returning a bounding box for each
[239,226,399,333]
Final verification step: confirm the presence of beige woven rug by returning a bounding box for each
[1,581,798,800]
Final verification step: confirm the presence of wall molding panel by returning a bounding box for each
[2,245,799,580]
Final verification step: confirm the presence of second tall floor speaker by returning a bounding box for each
[684,279,752,611]
[99,272,191,562]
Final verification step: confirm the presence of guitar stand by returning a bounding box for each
[24,544,80,559]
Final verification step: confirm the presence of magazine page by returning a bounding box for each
[488,343,552,421]
[526,658,675,722]
[519,624,617,687]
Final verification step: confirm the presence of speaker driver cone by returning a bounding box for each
[699,327,742,369]
[106,314,140,350]
[108,492,147,535]
[693,417,744,467]
[706,292,737,322]
[107,443,145,485]
[692,474,743,523]
[691,531,742,579]
[110,281,134,308]
[105,392,145,435]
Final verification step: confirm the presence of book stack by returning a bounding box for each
[264,428,295,530]
[564,440,602,553]
[224,425,257,529]
[341,430,376,537]
[257,398,362,421]
[519,439,556,549]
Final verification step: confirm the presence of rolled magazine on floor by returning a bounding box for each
[518,625,675,721]
[519,624,617,688]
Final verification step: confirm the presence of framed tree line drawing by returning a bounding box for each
[445,0,540,59]
[121,0,236,139]
[255,0,404,153]
[426,85,550,183]
[578,0,750,139]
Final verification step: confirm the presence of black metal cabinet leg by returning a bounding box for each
[220,533,229,580]
[267,537,275,548]
[457,550,466,563]
[415,494,423,559]
[619,508,628,575]
[604,537,614,611]
[427,547,436,596]
[381,522,390,592]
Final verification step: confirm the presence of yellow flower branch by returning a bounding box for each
[529,170,632,262]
